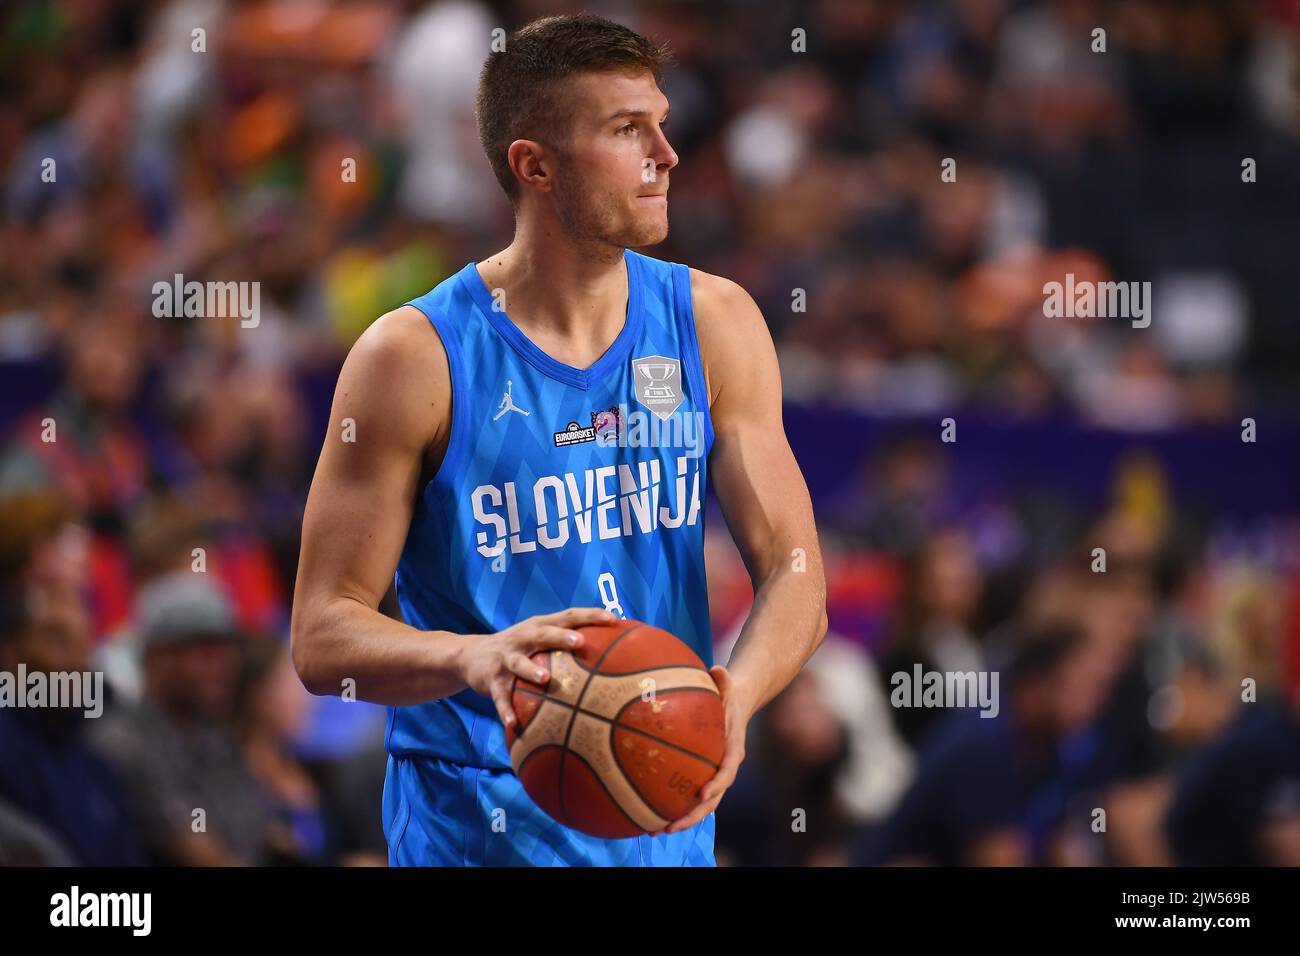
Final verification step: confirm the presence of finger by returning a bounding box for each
[712,732,747,785]
[709,664,731,696]
[521,625,584,652]
[507,652,551,686]
[694,723,744,802]
[665,795,721,834]
[668,770,730,833]
[489,684,518,730]
[543,607,620,628]
[700,761,740,803]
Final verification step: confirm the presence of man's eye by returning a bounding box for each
[618,124,635,134]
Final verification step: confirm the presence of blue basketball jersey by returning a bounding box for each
[382,248,718,866]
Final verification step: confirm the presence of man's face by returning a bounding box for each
[2,523,93,676]
[6,616,91,677]
[546,69,678,248]
[148,638,242,721]
[68,322,141,414]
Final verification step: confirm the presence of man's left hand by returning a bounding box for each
[652,664,753,836]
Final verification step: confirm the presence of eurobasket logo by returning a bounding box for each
[592,406,621,441]
[552,407,620,449]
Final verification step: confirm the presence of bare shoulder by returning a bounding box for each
[687,268,777,408]
[349,305,448,380]
[335,304,450,454]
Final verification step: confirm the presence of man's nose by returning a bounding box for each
[649,129,678,176]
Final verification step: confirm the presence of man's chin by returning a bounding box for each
[621,219,669,248]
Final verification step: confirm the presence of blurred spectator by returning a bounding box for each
[718,662,855,866]
[1164,556,1300,866]
[715,634,913,866]
[389,0,503,231]
[0,311,150,523]
[234,634,339,865]
[0,309,151,635]
[878,527,987,749]
[1166,693,1300,866]
[234,635,388,865]
[88,571,273,865]
[0,798,75,866]
[321,728,390,866]
[860,623,1103,866]
[0,491,144,865]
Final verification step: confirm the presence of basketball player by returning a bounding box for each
[291,14,827,866]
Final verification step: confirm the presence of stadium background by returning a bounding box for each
[1,0,1298,866]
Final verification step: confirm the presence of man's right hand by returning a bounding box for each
[457,607,619,730]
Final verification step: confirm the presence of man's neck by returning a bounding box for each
[477,228,629,347]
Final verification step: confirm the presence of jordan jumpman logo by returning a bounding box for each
[493,379,531,421]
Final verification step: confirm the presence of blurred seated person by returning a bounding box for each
[716,636,913,866]
[1166,689,1300,866]
[0,312,153,636]
[878,528,987,750]
[0,797,75,866]
[859,623,1106,866]
[0,492,144,865]
[89,572,273,865]
[235,635,354,865]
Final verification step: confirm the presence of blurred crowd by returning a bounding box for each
[1,0,1298,866]
[711,477,1300,865]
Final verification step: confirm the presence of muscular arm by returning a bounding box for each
[658,270,828,835]
[290,306,472,704]
[692,269,828,718]
[291,306,611,716]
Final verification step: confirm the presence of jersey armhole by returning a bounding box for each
[403,299,470,487]
[670,263,716,456]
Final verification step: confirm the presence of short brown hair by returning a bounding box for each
[476,14,673,204]
[0,492,74,586]
[0,492,74,643]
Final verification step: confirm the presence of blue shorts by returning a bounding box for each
[382,753,716,866]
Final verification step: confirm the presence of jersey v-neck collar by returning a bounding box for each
[459,248,644,390]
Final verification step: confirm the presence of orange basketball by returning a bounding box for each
[505,620,725,839]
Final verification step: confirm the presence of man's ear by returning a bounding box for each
[508,139,554,196]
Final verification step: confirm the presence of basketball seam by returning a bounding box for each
[609,688,723,820]
[558,622,643,826]
[515,685,723,769]
[567,657,707,677]
[517,742,647,837]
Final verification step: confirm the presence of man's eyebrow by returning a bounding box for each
[604,107,671,123]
